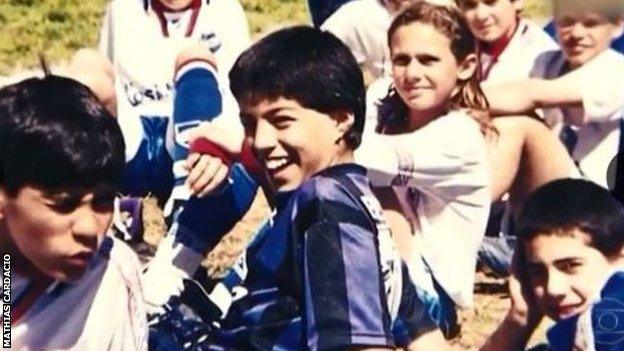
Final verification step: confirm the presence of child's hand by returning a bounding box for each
[508,250,544,330]
[185,152,230,198]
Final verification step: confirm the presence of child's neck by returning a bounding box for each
[331,149,355,167]
[483,20,520,58]
[407,105,446,132]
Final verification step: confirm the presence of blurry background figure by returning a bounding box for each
[321,0,451,83]
[308,0,353,27]
[99,0,250,204]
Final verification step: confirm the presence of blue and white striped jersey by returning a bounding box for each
[191,164,437,350]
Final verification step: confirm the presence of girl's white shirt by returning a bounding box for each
[355,96,491,308]
[530,49,624,188]
[7,236,147,351]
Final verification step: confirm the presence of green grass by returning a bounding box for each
[0,0,109,74]
[0,0,549,74]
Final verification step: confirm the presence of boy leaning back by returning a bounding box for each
[0,77,147,350]
[146,26,450,350]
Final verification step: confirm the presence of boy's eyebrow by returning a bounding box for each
[241,107,290,119]
[42,185,116,200]
[552,257,583,265]
[263,107,296,120]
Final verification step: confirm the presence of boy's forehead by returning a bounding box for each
[525,228,594,257]
[531,227,591,240]
[553,0,623,20]
[36,183,116,198]
[239,96,326,118]
[456,0,517,6]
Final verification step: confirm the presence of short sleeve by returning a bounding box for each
[568,51,624,124]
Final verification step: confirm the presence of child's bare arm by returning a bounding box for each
[484,78,582,117]
[481,252,544,351]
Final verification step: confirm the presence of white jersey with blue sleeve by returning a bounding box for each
[5,236,147,351]
[99,0,248,161]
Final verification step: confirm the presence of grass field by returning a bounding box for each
[0,0,549,74]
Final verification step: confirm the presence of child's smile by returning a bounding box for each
[240,97,354,192]
[525,231,622,320]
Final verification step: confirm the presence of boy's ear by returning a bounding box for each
[457,53,479,82]
[333,111,355,141]
[512,0,524,14]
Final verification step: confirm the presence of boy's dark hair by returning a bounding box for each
[516,178,624,259]
[229,26,366,149]
[0,75,125,195]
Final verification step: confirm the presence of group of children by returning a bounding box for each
[3,0,624,350]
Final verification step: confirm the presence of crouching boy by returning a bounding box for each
[481,178,624,350]
[0,76,147,350]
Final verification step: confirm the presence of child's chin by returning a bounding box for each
[274,181,302,193]
[51,267,88,283]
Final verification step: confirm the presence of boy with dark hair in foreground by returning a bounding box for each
[482,178,624,350]
[146,26,449,350]
[0,76,147,350]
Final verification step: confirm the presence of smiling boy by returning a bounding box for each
[145,26,450,350]
[481,179,624,351]
[0,77,147,350]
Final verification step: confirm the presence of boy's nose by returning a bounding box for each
[568,22,586,39]
[72,206,101,248]
[253,120,278,154]
[405,60,422,79]
[545,271,569,298]
[474,3,490,21]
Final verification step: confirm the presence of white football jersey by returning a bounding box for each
[99,0,250,160]
[7,236,147,351]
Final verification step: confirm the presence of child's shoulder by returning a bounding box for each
[434,109,484,137]
[530,50,567,79]
[296,164,369,202]
[100,235,144,292]
[518,19,558,47]
[291,164,372,219]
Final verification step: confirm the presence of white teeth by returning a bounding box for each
[265,158,288,170]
